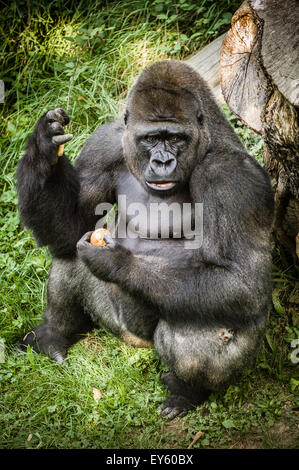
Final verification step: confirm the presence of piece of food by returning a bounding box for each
[90,228,111,246]
[57,144,64,156]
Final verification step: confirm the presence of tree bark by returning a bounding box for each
[220,0,299,257]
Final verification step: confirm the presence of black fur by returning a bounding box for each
[16,61,275,419]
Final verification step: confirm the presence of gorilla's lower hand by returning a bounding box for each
[76,231,131,282]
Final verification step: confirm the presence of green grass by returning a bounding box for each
[0,0,298,449]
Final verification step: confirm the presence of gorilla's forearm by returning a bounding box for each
[17,153,90,257]
[80,242,263,329]
[118,256,260,328]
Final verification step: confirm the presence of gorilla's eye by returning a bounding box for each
[145,135,157,143]
[169,135,181,143]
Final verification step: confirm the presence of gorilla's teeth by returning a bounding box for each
[152,182,174,187]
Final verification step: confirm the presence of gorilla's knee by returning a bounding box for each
[154,320,265,390]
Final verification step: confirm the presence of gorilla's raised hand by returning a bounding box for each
[76,231,132,283]
[33,108,73,165]
[17,108,82,257]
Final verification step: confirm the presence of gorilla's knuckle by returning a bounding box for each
[57,108,70,125]
[45,110,55,121]
[46,108,69,127]
[49,121,64,135]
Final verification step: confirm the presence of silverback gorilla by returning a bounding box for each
[16,61,274,419]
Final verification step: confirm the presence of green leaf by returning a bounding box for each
[156,13,168,20]
[7,121,16,134]
[290,378,299,392]
[47,405,57,414]
[180,34,188,42]
[265,332,274,352]
[272,290,285,315]
[222,419,235,429]
[0,189,17,204]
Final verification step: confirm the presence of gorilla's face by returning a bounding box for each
[133,121,196,193]
[122,75,209,194]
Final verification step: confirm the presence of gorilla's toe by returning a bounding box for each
[160,395,195,420]
[14,325,68,364]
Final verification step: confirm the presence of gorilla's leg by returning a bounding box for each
[160,371,210,420]
[154,318,266,419]
[16,257,158,362]
[15,258,94,363]
[82,267,158,347]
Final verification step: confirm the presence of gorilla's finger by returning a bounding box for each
[49,121,64,136]
[103,233,115,247]
[52,134,73,145]
[50,350,66,364]
[76,240,90,253]
[54,108,70,125]
[46,108,69,125]
[77,231,94,246]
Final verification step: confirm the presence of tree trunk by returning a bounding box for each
[220,0,299,257]
[185,33,226,106]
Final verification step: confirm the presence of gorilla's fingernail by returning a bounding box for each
[104,234,115,246]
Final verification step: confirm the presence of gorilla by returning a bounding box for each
[16,61,274,419]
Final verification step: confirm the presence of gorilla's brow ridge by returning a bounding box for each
[146,116,180,123]
[136,84,200,104]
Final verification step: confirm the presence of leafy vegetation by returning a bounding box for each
[0,0,298,449]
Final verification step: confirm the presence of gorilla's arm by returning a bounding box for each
[17,110,121,258]
[77,236,259,329]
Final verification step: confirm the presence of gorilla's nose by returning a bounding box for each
[150,154,177,176]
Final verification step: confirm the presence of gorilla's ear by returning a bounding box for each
[124,109,129,126]
[197,111,204,126]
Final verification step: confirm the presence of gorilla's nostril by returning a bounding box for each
[152,158,176,167]
[150,158,176,176]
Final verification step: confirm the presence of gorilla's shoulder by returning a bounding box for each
[75,118,125,171]
[199,150,274,220]
[202,149,270,187]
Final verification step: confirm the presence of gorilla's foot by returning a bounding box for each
[160,395,196,420]
[160,372,210,420]
[15,324,72,364]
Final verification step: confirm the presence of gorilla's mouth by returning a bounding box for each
[146,181,176,191]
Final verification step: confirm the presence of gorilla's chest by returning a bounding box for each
[114,172,194,251]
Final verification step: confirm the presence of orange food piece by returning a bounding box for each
[90,228,111,246]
